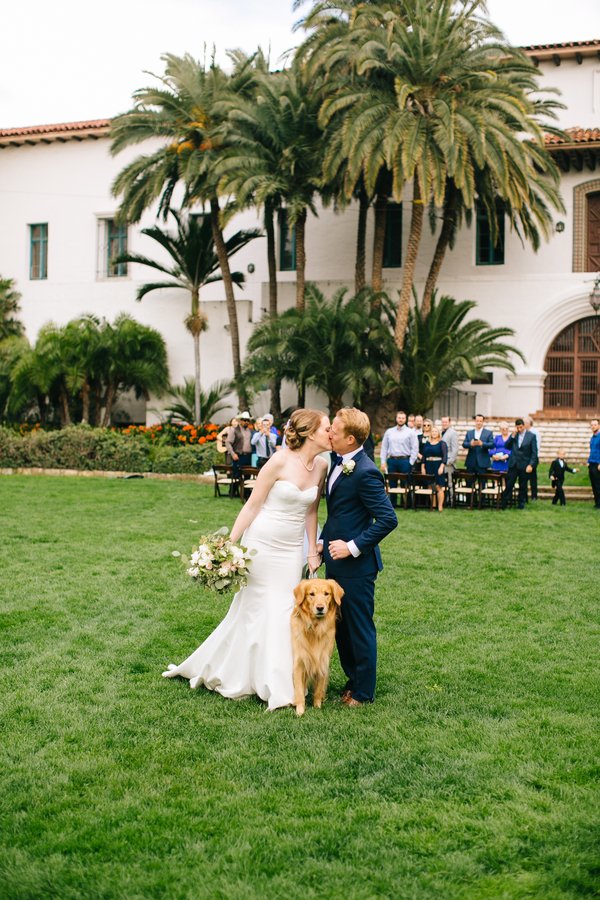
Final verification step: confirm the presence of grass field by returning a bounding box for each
[0,475,598,899]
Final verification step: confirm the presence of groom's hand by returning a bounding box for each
[328,540,351,560]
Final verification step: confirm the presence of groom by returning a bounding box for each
[319,407,397,707]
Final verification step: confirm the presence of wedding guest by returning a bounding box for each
[463,414,494,475]
[415,418,432,470]
[251,416,277,468]
[500,418,537,510]
[380,410,419,508]
[407,414,416,429]
[524,416,540,500]
[441,415,458,503]
[226,411,253,477]
[414,414,424,436]
[421,425,447,511]
[489,421,512,473]
[588,418,600,509]
[549,449,577,506]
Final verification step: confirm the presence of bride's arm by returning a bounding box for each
[229,455,284,544]
[306,460,327,571]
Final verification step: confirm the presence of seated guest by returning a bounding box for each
[421,425,447,511]
[463,413,494,475]
[489,421,512,473]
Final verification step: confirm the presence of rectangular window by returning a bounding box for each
[476,200,504,265]
[279,209,296,271]
[383,202,402,268]
[106,219,128,277]
[471,372,494,385]
[29,223,48,279]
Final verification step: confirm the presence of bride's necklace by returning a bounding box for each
[296,453,315,472]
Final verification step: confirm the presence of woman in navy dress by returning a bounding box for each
[421,425,447,511]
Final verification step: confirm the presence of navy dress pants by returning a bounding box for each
[331,571,377,703]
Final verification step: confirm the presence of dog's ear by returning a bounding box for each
[293,581,308,606]
[328,580,344,606]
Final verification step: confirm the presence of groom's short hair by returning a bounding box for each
[336,407,371,446]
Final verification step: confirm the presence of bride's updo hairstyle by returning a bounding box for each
[284,408,324,450]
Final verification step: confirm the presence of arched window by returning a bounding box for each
[573,180,600,272]
[544,316,600,414]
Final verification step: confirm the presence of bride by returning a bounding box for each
[162,408,331,710]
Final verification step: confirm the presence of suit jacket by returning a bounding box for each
[321,449,397,578]
[462,428,495,470]
[505,432,537,470]
[549,458,575,485]
[441,426,458,466]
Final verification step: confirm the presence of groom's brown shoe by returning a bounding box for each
[340,689,353,703]
[342,695,363,708]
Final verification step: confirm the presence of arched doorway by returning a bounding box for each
[543,316,600,415]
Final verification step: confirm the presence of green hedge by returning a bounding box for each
[0,426,220,474]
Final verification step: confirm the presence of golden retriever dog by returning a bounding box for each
[291,578,344,716]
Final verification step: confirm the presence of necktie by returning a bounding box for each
[265,435,272,457]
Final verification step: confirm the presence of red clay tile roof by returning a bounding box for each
[0,119,111,146]
[523,39,600,51]
[545,127,600,146]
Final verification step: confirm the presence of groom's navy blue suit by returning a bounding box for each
[321,449,397,702]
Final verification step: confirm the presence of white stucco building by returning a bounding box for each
[1,39,599,422]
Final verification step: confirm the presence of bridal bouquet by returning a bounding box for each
[186,527,255,594]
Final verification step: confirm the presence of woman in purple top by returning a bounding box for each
[489,421,512,473]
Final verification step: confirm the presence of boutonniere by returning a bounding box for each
[342,460,356,476]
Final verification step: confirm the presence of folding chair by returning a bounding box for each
[213,463,238,498]
[384,472,410,509]
[478,472,505,509]
[452,471,478,509]
[411,473,436,510]
[239,466,260,502]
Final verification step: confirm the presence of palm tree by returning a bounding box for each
[0,277,25,339]
[244,284,396,414]
[400,292,525,413]
[0,335,29,420]
[98,315,170,427]
[110,52,261,406]
[10,323,72,426]
[162,378,231,425]
[115,209,258,424]
[313,0,564,358]
[216,62,325,314]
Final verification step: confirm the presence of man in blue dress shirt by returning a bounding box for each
[588,418,600,509]
[380,410,419,508]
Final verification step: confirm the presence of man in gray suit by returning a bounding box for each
[441,415,458,505]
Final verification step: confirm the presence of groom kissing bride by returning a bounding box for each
[163,406,397,711]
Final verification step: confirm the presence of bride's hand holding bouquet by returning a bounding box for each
[186,527,256,594]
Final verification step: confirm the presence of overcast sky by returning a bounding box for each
[2,0,599,129]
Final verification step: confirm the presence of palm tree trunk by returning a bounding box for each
[265,201,278,318]
[421,188,458,317]
[355,190,369,294]
[81,380,90,424]
[210,197,247,408]
[372,193,388,292]
[193,332,201,426]
[394,177,424,359]
[102,383,116,427]
[59,385,71,427]
[295,209,307,313]
[264,201,282,417]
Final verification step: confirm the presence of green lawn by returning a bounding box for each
[1,476,598,899]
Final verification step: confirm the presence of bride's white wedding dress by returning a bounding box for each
[162,480,318,710]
